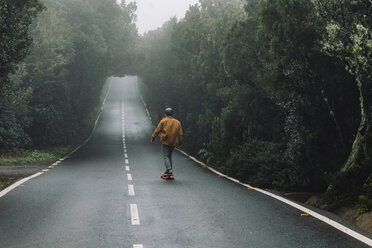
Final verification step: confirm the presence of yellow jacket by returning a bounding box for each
[152,116,183,146]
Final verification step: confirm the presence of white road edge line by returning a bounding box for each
[0,79,114,200]
[0,172,44,198]
[125,159,129,164]
[175,148,372,247]
[130,204,140,225]
[125,166,130,171]
[133,244,143,248]
[128,184,135,196]
[127,173,132,181]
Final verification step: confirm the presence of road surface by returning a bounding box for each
[0,76,371,248]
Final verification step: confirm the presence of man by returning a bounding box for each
[151,108,183,176]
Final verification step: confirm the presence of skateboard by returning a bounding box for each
[160,174,175,180]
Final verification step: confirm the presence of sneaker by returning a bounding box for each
[162,169,172,176]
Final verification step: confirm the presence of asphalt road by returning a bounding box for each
[0,76,371,248]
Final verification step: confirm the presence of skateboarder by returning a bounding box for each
[151,108,183,177]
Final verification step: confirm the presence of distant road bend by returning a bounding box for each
[0,76,371,248]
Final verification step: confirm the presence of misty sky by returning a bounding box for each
[130,0,199,34]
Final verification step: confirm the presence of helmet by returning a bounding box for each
[165,108,173,116]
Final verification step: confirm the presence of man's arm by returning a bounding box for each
[178,124,183,146]
[151,120,164,142]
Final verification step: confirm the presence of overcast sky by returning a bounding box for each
[130,0,200,34]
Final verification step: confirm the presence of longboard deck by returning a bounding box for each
[161,174,175,180]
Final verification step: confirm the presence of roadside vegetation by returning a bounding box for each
[0,146,73,165]
[137,0,372,212]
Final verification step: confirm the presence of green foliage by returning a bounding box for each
[0,106,31,153]
[0,0,44,153]
[0,146,73,165]
[0,176,12,191]
[0,0,45,82]
[358,195,372,214]
[226,139,286,188]
[1,0,138,154]
[312,0,372,203]
[198,149,214,165]
[359,174,372,213]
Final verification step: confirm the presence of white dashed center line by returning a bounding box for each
[130,204,140,225]
[128,184,135,196]
[123,100,142,246]
[127,173,132,181]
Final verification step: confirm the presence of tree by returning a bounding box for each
[313,0,372,203]
[0,0,44,153]
[0,0,45,85]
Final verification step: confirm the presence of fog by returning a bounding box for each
[132,0,199,34]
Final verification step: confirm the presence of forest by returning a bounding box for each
[1,0,372,212]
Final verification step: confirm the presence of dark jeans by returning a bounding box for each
[162,144,175,171]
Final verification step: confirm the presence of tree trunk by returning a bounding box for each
[342,80,371,172]
[326,79,372,201]
[321,89,348,154]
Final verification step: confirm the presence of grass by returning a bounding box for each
[0,176,13,191]
[0,146,74,165]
